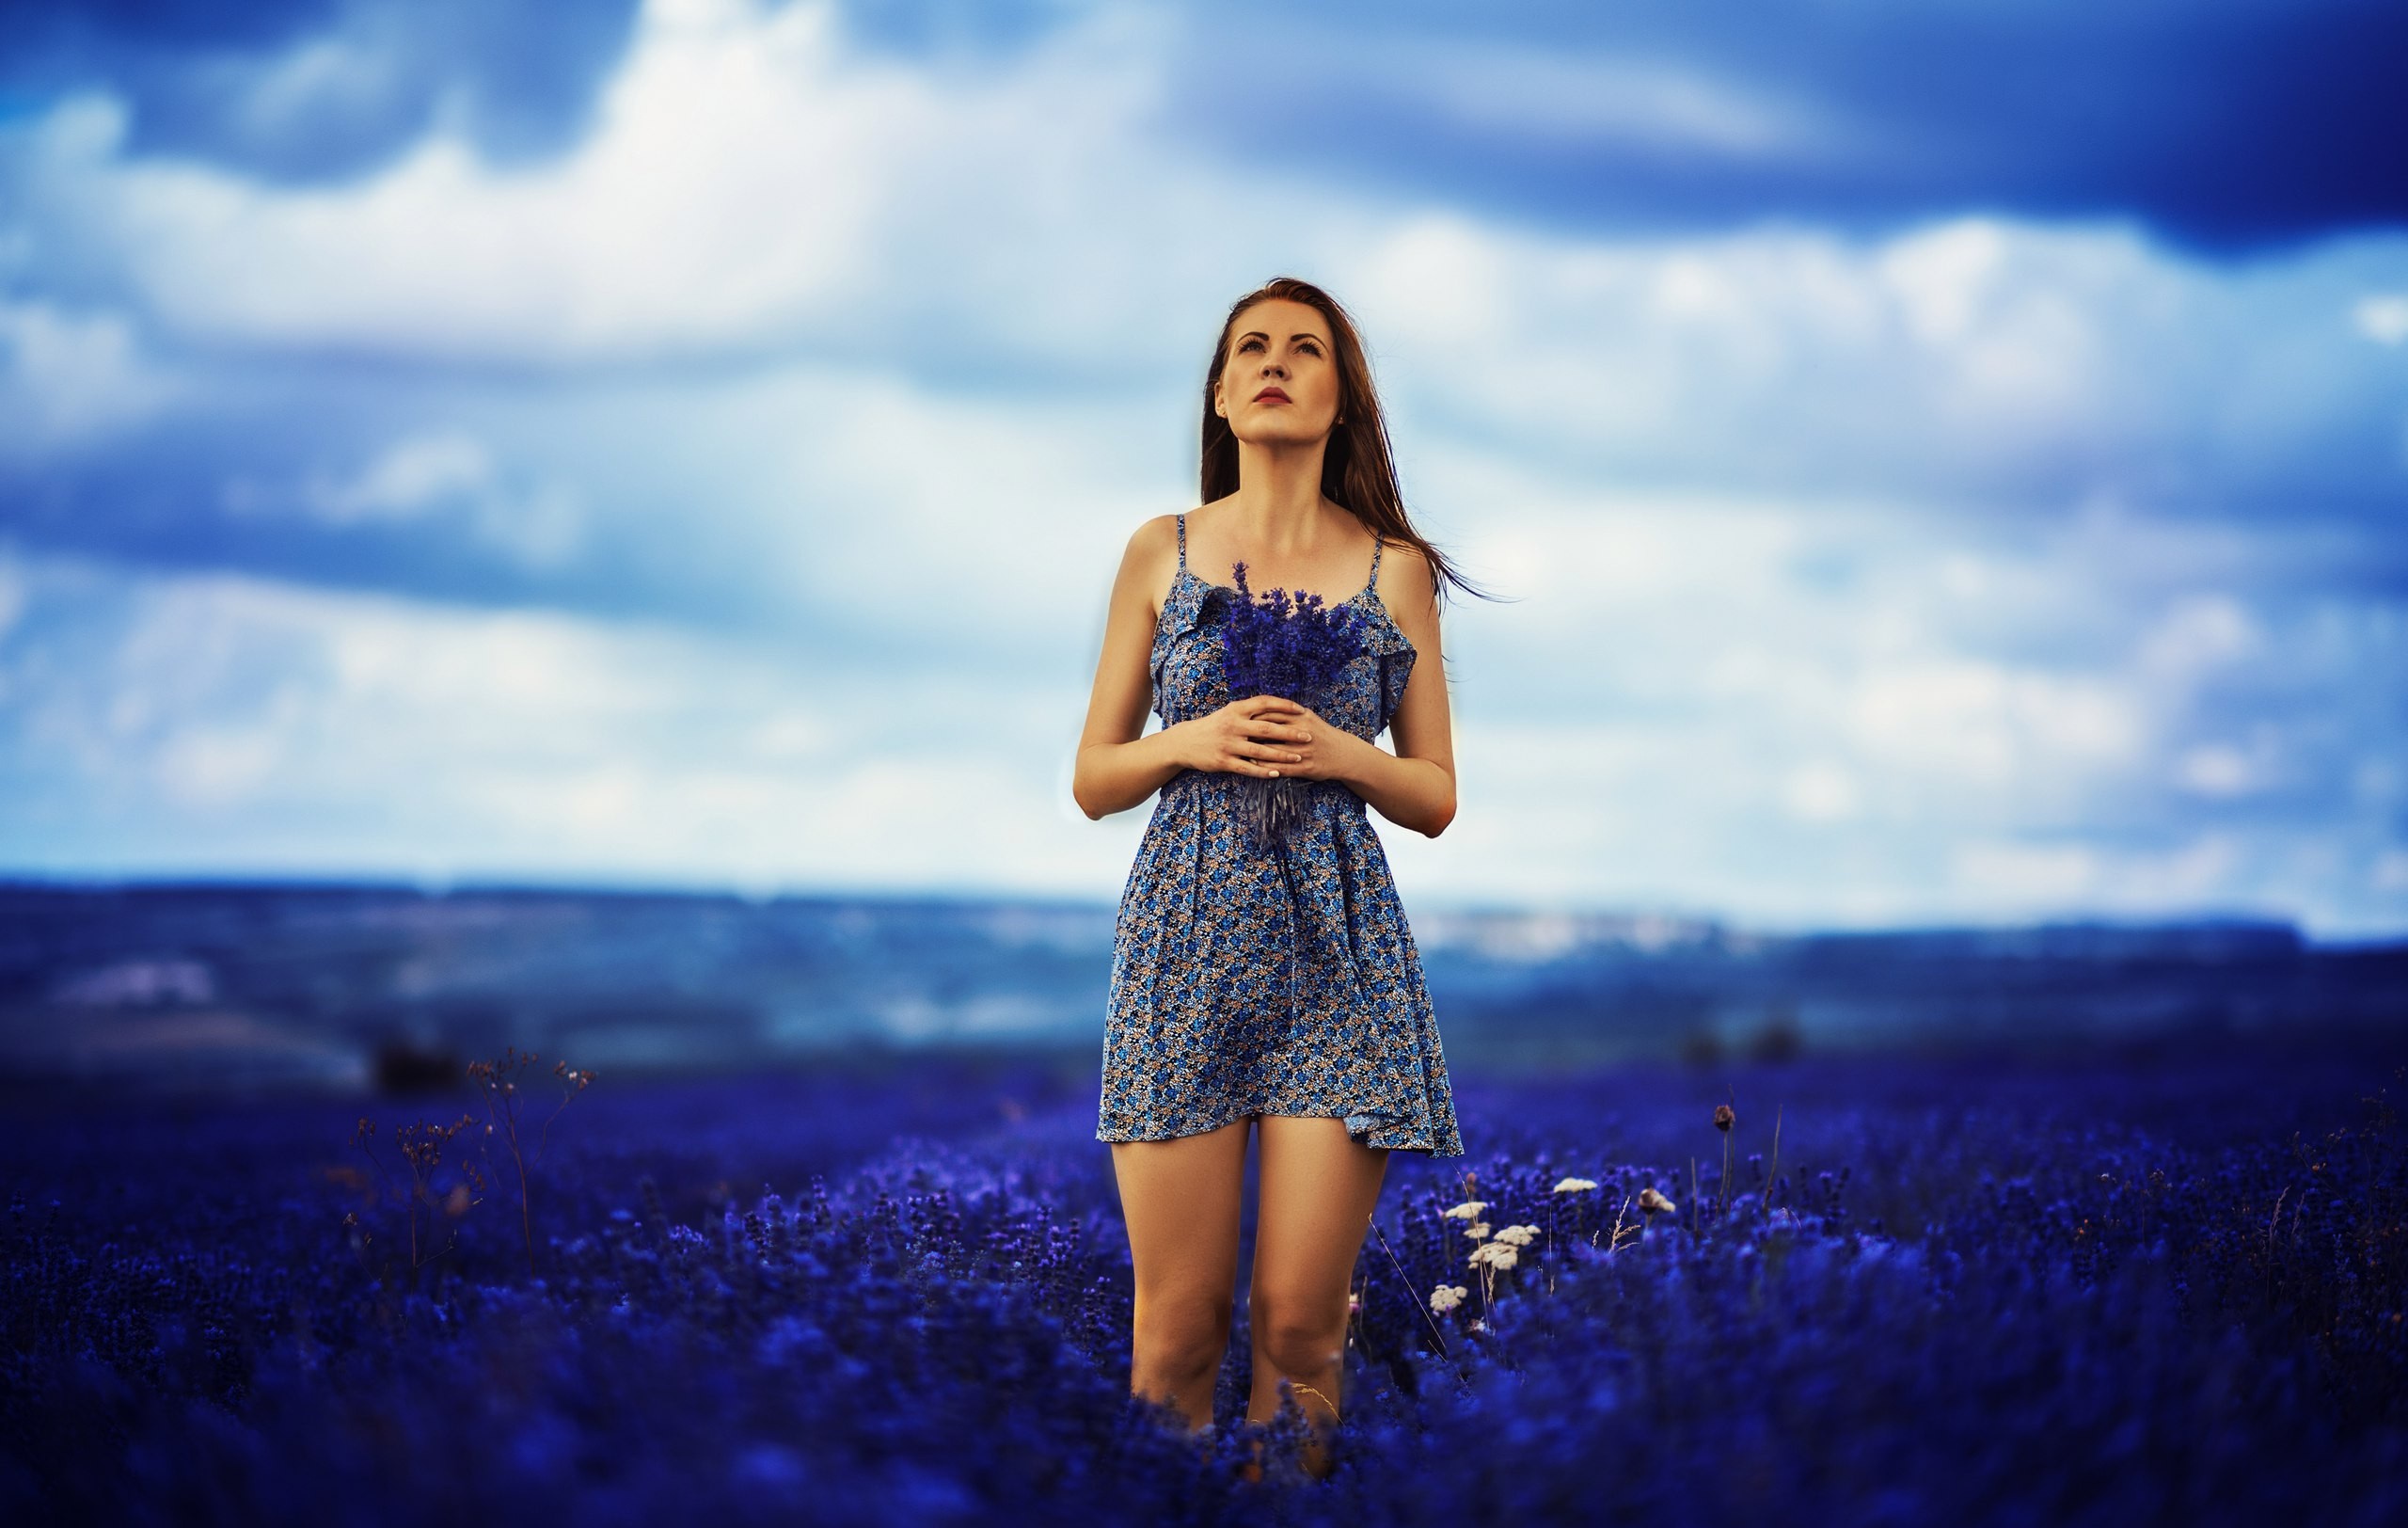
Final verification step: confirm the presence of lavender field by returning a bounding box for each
[5,1034,2403,1525]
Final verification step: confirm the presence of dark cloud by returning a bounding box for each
[1170,0,2408,254]
[0,0,641,181]
[6,1,2399,248]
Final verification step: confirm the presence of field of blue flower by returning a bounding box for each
[5,1037,2402,1525]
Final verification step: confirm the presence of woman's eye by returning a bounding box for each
[1300,342,1323,357]
[1238,338,1262,352]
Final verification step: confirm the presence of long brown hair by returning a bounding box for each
[1199,276,1496,610]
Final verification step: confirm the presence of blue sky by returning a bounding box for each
[2,0,2404,936]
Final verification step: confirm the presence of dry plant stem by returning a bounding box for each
[350,1119,400,1204]
[348,1114,473,1281]
[1719,1092,1735,1222]
[2267,1185,2289,1304]
[1281,1378,1342,1478]
[1765,1104,1783,1228]
[348,1123,400,1260]
[1592,1193,1635,1252]
[489,1080,535,1273]
[1365,1215,1471,1393]
[469,1050,593,1276]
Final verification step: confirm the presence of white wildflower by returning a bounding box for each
[1429,1283,1469,1313]
[1552,1176,1599,1193]
[1440,1201,1489,1219]
[1493,1223,1540,1247]
[1467,1241,1521,1270]
[1462,1221,1490,1241]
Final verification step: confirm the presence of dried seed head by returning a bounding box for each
[1714,1104,1735,1133]
[1638,1186,1678,1216]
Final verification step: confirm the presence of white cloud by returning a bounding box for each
[1377,43,1842,158]
[0,297,184,455]
[309,432,496,523]
[1782,761,1861,822]
[2137,594,2261,679]
[2374,850,2408,893]
[1952,839,2099,903]
[1357,449,2400,931]
[1949,835,2244,914]
[2354,294,2408,345]
[0,556,24,643]
[2176,743,2255,798]
[0,548,1143,891]
[220,428,589,569]
[10,0,1194,366]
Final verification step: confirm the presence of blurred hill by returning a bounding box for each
[1,880,2400,1096]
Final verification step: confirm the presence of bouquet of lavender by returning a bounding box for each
[1218,560,1370,850]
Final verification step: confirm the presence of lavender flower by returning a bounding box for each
[1217,560,1370,849]
[1220,560,1370,703]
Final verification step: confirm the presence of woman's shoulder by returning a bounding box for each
[1129,508,1192,539]
[1118,510,1203,614]
[1372,532,1441,634]
[1121,509,1196,568]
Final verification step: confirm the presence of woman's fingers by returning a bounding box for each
[1217,703,1317,774]
[1243,722,1311,743]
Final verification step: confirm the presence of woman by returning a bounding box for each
[1072,276,1482,1479]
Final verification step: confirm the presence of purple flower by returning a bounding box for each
[1216,561,1370,851]
[1218,561,1370,706]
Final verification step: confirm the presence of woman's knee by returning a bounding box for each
[1133,1290,1233,1380]
[1251,1304,1346,1380]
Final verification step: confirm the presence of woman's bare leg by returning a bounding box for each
[1246,1115,1391,1478]
[1109,1116,1251,1434]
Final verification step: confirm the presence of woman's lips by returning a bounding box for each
[1254,389,1291,403]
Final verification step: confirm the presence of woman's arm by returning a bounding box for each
[1325,547,1456,836]
[1072,516,1316,820]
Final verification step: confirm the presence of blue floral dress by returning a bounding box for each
[1096,512,1466,1157]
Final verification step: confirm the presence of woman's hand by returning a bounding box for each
[1178,695,1314,778]
[1244,698,1363,783]
[1073,514,1450,830]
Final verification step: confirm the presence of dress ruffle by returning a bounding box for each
[1152,568,1417,739]
[1354,596,1417,740]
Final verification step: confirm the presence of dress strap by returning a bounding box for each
[1365,530,1384,594]
[1177,513,1187,571]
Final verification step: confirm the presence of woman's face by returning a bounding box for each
[1213,297,1341,446]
